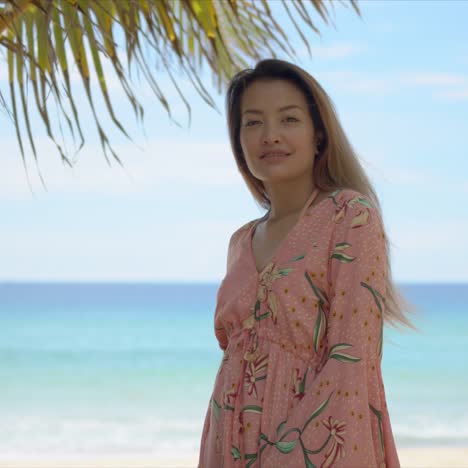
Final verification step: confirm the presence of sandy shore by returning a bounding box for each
[0,447,467,467]
[398,447,468,467]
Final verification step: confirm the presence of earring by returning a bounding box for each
[315,140,322,156]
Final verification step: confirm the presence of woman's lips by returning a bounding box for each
[261,153,291,162]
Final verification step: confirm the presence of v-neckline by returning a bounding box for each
[248,187,324,277]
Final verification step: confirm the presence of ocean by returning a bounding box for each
[0,282,466,459]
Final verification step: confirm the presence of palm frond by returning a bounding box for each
[0,0,361,181]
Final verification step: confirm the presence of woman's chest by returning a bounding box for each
[216,226,333,328]
[251,218,299,274]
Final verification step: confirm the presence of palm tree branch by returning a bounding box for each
[0,0,361,182]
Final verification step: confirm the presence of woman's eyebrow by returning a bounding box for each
[242,104,304,115]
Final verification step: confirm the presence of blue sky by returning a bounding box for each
[0,0,467,283]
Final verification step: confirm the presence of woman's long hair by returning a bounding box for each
[225,58,419,331]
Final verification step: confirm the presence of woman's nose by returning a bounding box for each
[262,125,281,144]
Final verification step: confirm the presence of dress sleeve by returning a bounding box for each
[214,227,244,352]
[261,194,397,467]
[226,229,238,272]
[199,228,241,465]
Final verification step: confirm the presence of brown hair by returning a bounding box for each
[225,58,419,331]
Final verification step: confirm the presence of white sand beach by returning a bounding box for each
[1,447,468,468]
[398,447,468,467]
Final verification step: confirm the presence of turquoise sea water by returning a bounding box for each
[0,282,467,458]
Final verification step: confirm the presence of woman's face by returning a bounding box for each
[239,79,321,185]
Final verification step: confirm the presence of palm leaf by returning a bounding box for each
[0,0,361,181]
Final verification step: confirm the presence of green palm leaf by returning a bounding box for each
[0,0,361,178]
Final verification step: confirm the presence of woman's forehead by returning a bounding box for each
[240,81,307,111]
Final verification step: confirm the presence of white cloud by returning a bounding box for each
[0,137,242,200]
[399,72,467,87]
[0,219,239,282]
[434,88,468,101]
[399,72,468,101]
[360,152,468,195]
[457,54,468,66]
[389,219,468,250]
[294,40,368,62]
[371,22,398,34]
[388,219,468,283]
[371,165,439,186]
[317,71,394,95]
[310,42,367,60]
[316,70,468,100]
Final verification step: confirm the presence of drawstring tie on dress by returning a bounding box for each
[230,324,260,464]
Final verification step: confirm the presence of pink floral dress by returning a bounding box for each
[198,188,400,468]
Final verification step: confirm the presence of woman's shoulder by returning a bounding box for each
[309,188,382,232]
[324,188,378,212]
[304,188,366,217]
[327,187,372,203]
[232,218,257,237]
[326,188,384,233]
[227,218,258,251]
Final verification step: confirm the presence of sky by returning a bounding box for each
[0,0,467,284]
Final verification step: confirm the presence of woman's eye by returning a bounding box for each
[245,117,298,127]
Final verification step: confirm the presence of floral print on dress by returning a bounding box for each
[291,366,309,402]
[198,189,400,468]
[256,261,292,324]
[321,416,347,467]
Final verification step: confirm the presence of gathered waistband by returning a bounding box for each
[226,326,322,366]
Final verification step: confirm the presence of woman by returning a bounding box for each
[198,59,417,468]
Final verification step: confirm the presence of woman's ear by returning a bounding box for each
[316,131,324,146]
